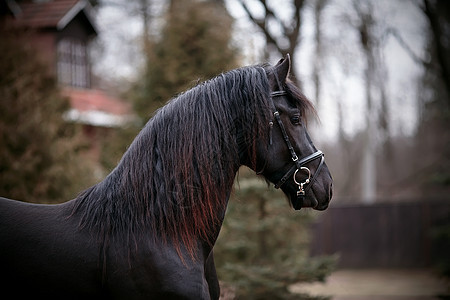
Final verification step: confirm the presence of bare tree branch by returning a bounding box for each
[385,27,429,67]
[237,0,284,54]
[235,0,305,79]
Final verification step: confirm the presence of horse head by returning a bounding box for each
[255,55,333,210]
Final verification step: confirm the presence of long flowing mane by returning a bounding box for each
[72,66,274,256]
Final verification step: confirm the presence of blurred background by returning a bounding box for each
[0,0,449,299]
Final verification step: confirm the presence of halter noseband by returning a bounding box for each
[269,90,325,210]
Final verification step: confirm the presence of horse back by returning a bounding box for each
[0,197,104,298]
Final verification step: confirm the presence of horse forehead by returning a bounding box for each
[273,95,298,113]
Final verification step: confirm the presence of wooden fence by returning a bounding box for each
[309,199,450,268]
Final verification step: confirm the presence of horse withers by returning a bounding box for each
[0,55,332,299]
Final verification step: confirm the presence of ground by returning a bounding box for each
[289,269,449,300]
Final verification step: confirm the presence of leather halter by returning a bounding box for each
[269,90,325,210]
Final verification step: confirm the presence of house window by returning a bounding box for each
[57,38,89,88]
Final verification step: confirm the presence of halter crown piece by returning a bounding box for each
[268,73,325,210]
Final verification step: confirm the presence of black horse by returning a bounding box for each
[0,55,332,299]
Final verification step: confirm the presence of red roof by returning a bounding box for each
[11,0,96,33]
[64,88,132,116]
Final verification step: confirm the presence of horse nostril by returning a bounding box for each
[329,183,333,200]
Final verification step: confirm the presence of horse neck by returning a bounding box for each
[72,79,255,257]
[105,123,239,250]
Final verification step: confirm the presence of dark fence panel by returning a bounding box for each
[309,199,450,268]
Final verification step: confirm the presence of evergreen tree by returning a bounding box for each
[0,28,94,203]
[132,0,238,120]
[215,170,337,299]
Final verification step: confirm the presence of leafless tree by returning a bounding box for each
[312,0,328,107]
[422,0,450,103]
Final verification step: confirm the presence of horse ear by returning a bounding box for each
[274,54,291,84]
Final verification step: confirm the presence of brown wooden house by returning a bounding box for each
[1,0,133,167]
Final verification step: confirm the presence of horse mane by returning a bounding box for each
[286,79,317,123]
[71,65,315,259]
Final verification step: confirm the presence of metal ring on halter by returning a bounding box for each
[293,167,311,196]
[293,167,311,186]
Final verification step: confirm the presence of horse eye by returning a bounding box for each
[291,115,301,125]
